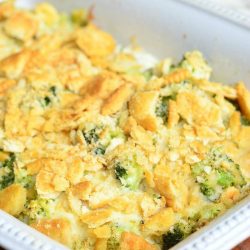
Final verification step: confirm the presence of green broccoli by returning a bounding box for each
[0,153,16,190]
[44,96,51,106]
[71,9,88,26]
[162,202,226,249]
[142,68,154,81]
[162,221,194,250]
[15,168,35,189]
[155,96,175,122]
[191,148,246,201]
[25,197,55,222]
[94,145,106,155]
[82,128,100,145]
[114,160,143,190]
[162,226,184,249]
[114,163,127,179]
[199,183,216,199]
[107,236,120,250]
[240,116,250,126]
[195,203,225,227]
[49,86,57,96]
[107,224,124,250]
[178,50,212,80]
[155,96,169,119]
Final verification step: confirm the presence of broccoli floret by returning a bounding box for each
[25,197,55,222]
[107,225,124,250]
[178,50,212,80]
[0,153,15,190]
[155,96,170,120]
[240,116,250,126]
[83,128,99,145]
[191,148,246,201]
[71,9,88,26]
[94,145,106,155]
[162,203,226,249]
[44,96,51,106]
[107,237,120,250]
[15,168,35,189]
[114,160,143,190]
[162,222,193,250]
[195,203,225,227]
[40,96,51,107]
[200,183,216,198]
[155,96,176,122]
[162,226,184,249]
[142,68,154,81]
[49,86,57,96]
[217,169,235,188]
[114,163,127,179]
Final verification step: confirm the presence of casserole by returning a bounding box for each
[0,0,249,249]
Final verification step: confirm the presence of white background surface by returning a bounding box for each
[209,0,250,15]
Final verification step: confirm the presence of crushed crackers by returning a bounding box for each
[0,2,249,250]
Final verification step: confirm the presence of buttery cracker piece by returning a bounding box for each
[0,184,27,216]
[234,151,250,179]
[0,1,14,20]
[66,157,85,184]
[229,111,241,138]
[4,11,38,41]
[0,151,9,162]
[106,194,141,214]
[143,208,175,235]
[192,78,237,99]
[221,187,240,205]
[71,181,92,200]
[93,224,111,239]
[29,33,65,55]
[72,96,97,112]
[140,193,166,218]
[236,82,250,119]
[59,92,81,107]
[47,48,78,67]
[194,125,219,141]
[36,169,56,194]
[31,218,73,247]
[81,209,113,228]
[164,68,190,85]
[80,72,123,99]
[108,53,139,73]
[52,175,69,192]
[0,79,16,95]
[122,116,137,134]
[26,158,46,175]
[145,77,165,91]
[101,83,133,115]
[129,91,159,131]
[76,24,116,57]
[190,141,206,156]
[130,124,154,151]
[36,159,69,195]
[95,239,108,250]
[167,100,179,128]
[154,162,188,211]
[35,2,59,26]
[176,91,223,128]
[235,126,250,149]
[120,232,157,250]
[0,49,31,79]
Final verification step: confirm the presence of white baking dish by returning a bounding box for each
[1,0,250,249]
